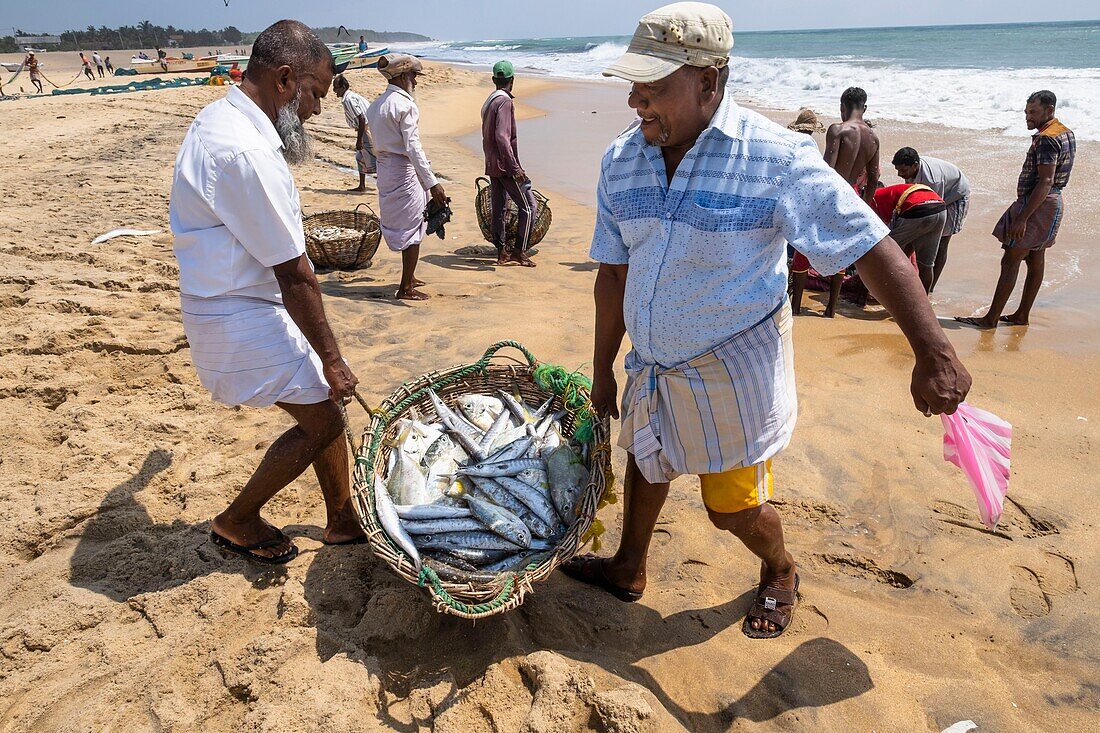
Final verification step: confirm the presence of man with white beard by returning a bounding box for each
[367,54,448,300]
[169,20,364,564]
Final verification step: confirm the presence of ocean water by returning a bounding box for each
[394,21,1100,141]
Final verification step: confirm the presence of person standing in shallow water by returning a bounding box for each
[169,20,364,564]
[564,2,971,639]
[956,90,1074,329]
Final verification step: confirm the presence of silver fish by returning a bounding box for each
[431,546,513,566]
[498,389,534,424]
[546,444,589,521]
[394,503,472,521]
[422,433,466,470]
[497,475,560,528]
[464,494,532,548]
[427,389,484,444]
[478,409,513,454]
[484,436,534,464]
[516,467,550,490]
[459,457,545,478]
[480,550,554,574]
[374,476,421,570]
[458,394,505,431]
[413,530,523,552]
[426,551,480,572]
[468,478,556,539]
[488,424,531,455]
[387,449,435,505]
[403,517,487,535]
[393,418,444,465]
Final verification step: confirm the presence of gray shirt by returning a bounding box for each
[913,155,970,205]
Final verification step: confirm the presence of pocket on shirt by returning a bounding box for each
[688,201,775,234]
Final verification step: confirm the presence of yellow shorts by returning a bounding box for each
[699,460,773,514]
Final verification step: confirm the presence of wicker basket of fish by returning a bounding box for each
[473,176,553,252]
[303,202,381,271]
[349,340,612,618]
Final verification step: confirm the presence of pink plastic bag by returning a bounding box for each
[941,403,1012,529]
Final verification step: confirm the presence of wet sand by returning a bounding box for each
[0,59,1097,732]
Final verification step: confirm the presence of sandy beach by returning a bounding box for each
[0,52,1097,732]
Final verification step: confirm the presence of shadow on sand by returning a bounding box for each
[69,448,288,601]
[302,546,872,731]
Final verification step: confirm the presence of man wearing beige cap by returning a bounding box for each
[567,2,972,638]
[366,53,447,300]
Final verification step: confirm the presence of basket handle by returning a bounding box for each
[475,176,490,193]
[478,340,538,369]
[418,565,525,618]
[354,202,377,217]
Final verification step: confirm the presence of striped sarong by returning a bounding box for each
[181,295,330,408]
[618,301,797,484]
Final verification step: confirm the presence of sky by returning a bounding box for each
[4,0,1097,40]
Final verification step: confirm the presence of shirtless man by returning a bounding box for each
[825,87,879,204]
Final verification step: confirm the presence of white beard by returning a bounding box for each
[275,92,313,165]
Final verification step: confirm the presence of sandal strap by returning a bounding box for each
[757,586,796,605]
[748,605,791,630]
[241,536,289,551]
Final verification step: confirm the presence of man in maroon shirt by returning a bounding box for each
[482,60,536,267]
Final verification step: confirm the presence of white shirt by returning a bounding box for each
[366,84,438,189]
[590,94,889,366]
[169,86,306,303]
[341,90,370,130]
[92,53,102,65]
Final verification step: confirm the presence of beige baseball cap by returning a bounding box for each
[604,2,733,84]
[377,53,423,80]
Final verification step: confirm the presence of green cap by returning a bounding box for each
[492,60,514,79]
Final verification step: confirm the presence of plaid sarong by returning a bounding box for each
[618,301,796,484]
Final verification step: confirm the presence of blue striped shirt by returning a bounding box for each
[590,94,889,367]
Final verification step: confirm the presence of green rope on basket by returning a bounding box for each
[417,565,518,615]
[532,363,596,444]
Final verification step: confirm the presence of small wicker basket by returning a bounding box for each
[474,177,553,251]
[303,202,382,271]
[349,341,611,619]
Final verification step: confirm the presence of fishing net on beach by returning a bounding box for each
[303,203,381,271]
[474,176,553,251]
[346,341,614,619]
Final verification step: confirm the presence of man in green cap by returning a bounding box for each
[481,60,537,267]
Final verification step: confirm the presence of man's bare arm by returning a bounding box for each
[855,238,971,415]
[274,254,358,401]
[592,263,628,419]
[823,123,842,169]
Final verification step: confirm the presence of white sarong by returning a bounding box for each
[376,151,427,252]
[181,295,330,408]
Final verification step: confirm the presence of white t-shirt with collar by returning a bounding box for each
[169,86,307,303]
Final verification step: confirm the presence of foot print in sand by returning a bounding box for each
[1009,553,1078,618]
[807,553,916,588]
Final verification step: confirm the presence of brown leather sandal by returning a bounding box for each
[743,573,799,639]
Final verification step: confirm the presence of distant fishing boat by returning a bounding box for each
[216,53,250,70]
[129,55,218,74]
[327,43,359,71]
[342,47,389,71]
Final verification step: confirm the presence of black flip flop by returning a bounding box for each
[210,530,299,565]
[560,553,643,602]
[743,573,800,639]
